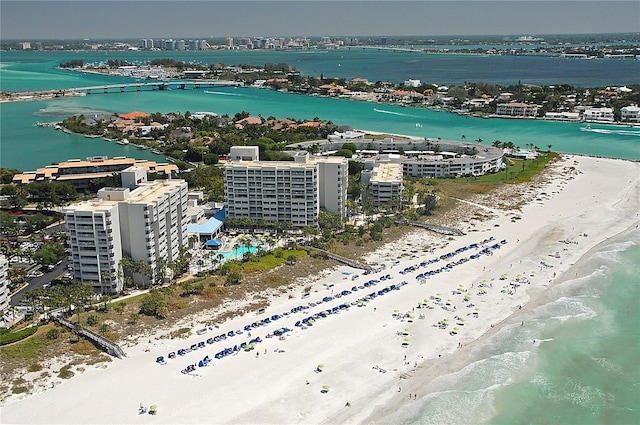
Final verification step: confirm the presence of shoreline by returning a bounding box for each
[3,69,640,129]
[1,154,638,424]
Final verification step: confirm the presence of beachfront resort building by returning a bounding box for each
[64,168,188,293]
[0,255,9,314]
[223,147,348,226]
[12,156,177,191]
[361,163,404,208]
[288,135,504,180]
[495,102,539,117]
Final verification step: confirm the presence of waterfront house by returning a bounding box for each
[496,102,539,118]
[621,104,640,122]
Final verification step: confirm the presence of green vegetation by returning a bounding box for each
[58,365,75,379]
[0,326,39,346]
[32,241,66,266]
[0,331,49,360]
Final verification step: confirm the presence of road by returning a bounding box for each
[9,258,69,306]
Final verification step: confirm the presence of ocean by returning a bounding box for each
[1,49,639,425]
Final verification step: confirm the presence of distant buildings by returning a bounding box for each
[620,104,640,122]
[582,107,615,122]
[404,79,421,88]
[495,102,539,117]
[64,168,188,293]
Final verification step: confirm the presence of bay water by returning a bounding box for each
[1,49,639,424]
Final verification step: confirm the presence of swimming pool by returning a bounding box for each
[220,246,258,260]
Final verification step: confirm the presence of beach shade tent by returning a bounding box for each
[321,385,330,393]
[316,364,325,372]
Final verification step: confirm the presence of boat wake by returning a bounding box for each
[373,107,419,118]
[580,126,640,137]
[204,90,248,97]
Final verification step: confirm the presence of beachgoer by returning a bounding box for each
[398,387,401,392]
[306,380,309,385]
[345,402,351,408]
[414,394,417,400]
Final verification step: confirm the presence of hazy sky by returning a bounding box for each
[1,0,639,40]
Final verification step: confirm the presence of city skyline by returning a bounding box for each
[1,1,639,40]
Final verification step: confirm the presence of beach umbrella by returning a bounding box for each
[475,307,480,311]
[404,328,411,332]
[317,364,325,370]
[149,405,158,410]
[404,338,411,342]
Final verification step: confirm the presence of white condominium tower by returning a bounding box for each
[0,255,9,313]
[223,148,348,226]
[64,167,188,293]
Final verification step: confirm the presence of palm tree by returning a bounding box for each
[233,242,240,261]
[547,144,552,154]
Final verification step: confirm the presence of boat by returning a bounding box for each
[116,138,130,145]
[580,124,592,132]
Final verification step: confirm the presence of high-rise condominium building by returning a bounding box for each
[64,168,188,293]
[223,148,348,226]
[0,255,9,314]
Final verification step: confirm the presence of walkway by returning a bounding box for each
[394,219,465,236]
[52,315,127,359]
[303,246,374,272]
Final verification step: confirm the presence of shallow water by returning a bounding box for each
[390,228,640,425]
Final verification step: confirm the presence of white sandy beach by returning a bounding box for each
[1,154,638,425]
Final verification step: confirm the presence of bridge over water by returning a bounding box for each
[9,79,243,98]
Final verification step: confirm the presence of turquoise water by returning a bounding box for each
[221,245,258,260]
[1,87,639,170]
[1,51,639,423]
[389,228,639,425]
[1,50,639,170]
[2,49,639,87]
